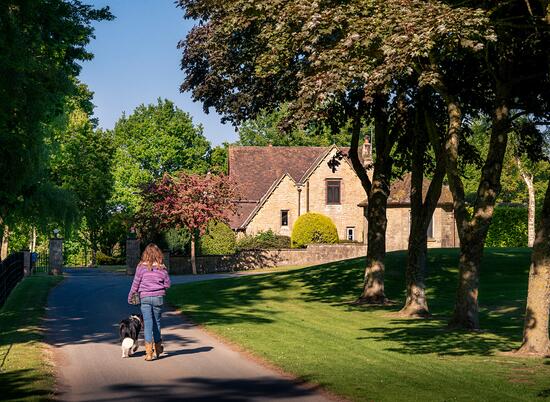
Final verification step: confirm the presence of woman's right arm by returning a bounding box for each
[128,266,144,303]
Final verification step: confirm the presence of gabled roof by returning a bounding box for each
[228,146,326,201]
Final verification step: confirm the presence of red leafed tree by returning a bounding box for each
[145,172,238,274]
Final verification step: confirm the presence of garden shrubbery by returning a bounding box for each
[199,221,236,255]
[485,206,528,247]
[291,212,339,248]
[163,227,191,255]
[96,251,125,265]
[236,229,291,251]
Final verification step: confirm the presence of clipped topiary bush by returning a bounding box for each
[96,251,125,266]
[291,212,339,248]
[236,229,291,251]
[199,221,236,255]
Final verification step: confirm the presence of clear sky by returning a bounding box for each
[79,0,237,146]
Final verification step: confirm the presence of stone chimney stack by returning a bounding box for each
[362,136,374,180]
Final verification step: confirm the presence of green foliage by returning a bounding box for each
[291,213,339,248]
[236,230,291,250]
[51,108,115,257]
[199,221,236,255]
[163,227,191,255]
[0,0,112,218]
[238,104,353,146]
[208,144,229,174]
[96,251,124,266]
[112,99,212,213]
[485,207,528,248]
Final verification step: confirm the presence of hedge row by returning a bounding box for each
[485,206,528,247]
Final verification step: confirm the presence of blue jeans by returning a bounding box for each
[140,296,163,343]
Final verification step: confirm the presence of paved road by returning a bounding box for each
[46,270,332,402]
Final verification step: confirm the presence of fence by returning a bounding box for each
[33,251,49,274]
[0,252,24,308]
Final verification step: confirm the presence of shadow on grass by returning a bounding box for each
[0,369,50,400]
[170,248,533,357]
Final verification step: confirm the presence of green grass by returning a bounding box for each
[0,275,63,401]
[167,248,550,402]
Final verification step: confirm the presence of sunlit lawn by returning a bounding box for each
[167,248,550,402]
[0,274,63,401]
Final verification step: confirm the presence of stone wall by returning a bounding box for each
[169,243,366,274]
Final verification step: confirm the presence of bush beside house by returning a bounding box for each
[199,221,236,255]
[291,212,339,248]
[236,230,291,251]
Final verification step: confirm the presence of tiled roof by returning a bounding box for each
[228,146,328,229]
[357,173,453,207]
[229,146,327,201]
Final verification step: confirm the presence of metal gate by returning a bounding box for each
[33,251,49,274]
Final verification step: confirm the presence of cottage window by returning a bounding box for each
[326,180,341,205]
[281,210,289,227]
[346,227,355,241]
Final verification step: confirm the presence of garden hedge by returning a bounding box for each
[291,212,339,248]
[236,229,291,250]
[485,206,528,247]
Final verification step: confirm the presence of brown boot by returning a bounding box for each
[154,341,164,358]
[144,342,154,361]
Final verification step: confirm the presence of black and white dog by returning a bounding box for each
[119,314,143,358]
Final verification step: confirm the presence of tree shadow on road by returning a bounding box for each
[94,376,324,402]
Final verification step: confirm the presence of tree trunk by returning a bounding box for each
[358,187,389,304]
[516,157,536,247]
[29,226,37,252]
[448,98,510,330]
[1,225,9,260]
[399,104,445,317]
[91,248,97,267]
[190,233,197,275]
[355,99,393,305]
[516,175,550,356]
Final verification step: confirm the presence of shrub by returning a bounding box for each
[485,206,528,247]
[291,212,339,248]
[236,230,291,251]
[96,251,125,266]
[163,227,191,255]
[199,221,236,255]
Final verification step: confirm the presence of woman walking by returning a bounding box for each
[128,243,171,361]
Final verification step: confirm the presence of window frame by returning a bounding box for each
[346,226,355,241]
[326,179,342,205]
[281,210,289,227]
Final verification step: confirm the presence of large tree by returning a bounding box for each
[111,99,212,213]
[142,172,238,274]
[51,107,115,265]
[0,0,112,227]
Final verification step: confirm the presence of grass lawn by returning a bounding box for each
[0,274,63,401]
[167,248,550,402]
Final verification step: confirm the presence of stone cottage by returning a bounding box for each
[228,142,458,251]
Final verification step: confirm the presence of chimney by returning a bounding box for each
[362,136,372,164]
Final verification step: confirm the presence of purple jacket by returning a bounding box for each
[128,263,171,302]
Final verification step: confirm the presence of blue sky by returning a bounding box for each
[79,0,236,145]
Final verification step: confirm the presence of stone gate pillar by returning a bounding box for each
[49,238,63,275]
[126,238,140,276]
